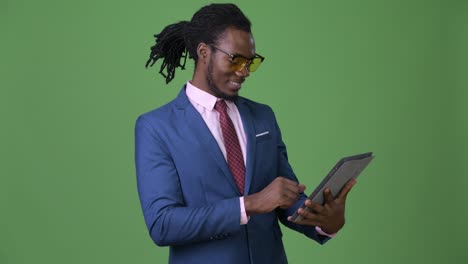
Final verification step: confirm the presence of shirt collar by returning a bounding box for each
[185,81,235,111]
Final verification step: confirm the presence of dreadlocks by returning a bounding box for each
[145,3,251,84]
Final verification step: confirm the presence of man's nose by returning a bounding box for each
[236,65,250,78]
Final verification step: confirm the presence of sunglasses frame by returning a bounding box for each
[208,44,265,72]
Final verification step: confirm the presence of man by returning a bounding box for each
[135,3,355,264]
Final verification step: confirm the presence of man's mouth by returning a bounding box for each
[229,80,243,89]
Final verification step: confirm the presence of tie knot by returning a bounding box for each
[214,100,228,113]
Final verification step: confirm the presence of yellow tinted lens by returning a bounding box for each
[248,58,263,72]
[231,57,247,71]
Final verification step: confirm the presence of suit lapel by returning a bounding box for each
[175,87,240,195]
[236,98,256,195]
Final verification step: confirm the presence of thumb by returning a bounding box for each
[298,184,306,193]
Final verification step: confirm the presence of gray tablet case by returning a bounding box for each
[290,152,374,222]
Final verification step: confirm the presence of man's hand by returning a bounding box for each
[244,177,305,215]
[288,179,356,234]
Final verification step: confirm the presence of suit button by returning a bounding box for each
[209,236,214,240]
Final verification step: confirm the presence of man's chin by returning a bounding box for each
[220,92,239,101]
[210,86,238,101]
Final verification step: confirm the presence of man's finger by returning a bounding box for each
[289,217,322,227]
[276,177,302,193]
[297,207,321,222]
[323,188,335,205]
[304,200,325,214]
[298,184,306,193]
[276,176,300,186]
[337,179,357,202]
[282,188,301,201]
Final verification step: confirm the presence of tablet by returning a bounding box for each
[289,152,374,222]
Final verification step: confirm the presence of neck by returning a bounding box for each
[191,67,212,95]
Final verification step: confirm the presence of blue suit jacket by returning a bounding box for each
[135,86,330,264]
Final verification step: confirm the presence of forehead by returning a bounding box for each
[216,27,256,58]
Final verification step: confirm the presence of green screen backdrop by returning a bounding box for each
[1,0,467,263]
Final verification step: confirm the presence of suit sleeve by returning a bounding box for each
[135,115,241,247]
[269,110,332,245]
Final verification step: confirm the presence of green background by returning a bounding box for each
[1,0,467,263]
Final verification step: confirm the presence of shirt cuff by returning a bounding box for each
[315,226,337,238]
[239,197,249,225]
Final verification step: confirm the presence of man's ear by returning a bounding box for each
[197,42,210,64]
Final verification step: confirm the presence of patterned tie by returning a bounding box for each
[214,100,245,195]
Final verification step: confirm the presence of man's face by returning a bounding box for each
[206,27,256,101]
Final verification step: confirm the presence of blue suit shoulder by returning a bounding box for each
[138,98,177,120]
[135,96,183,132]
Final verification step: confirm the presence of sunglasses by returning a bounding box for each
[208,44,265,73]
